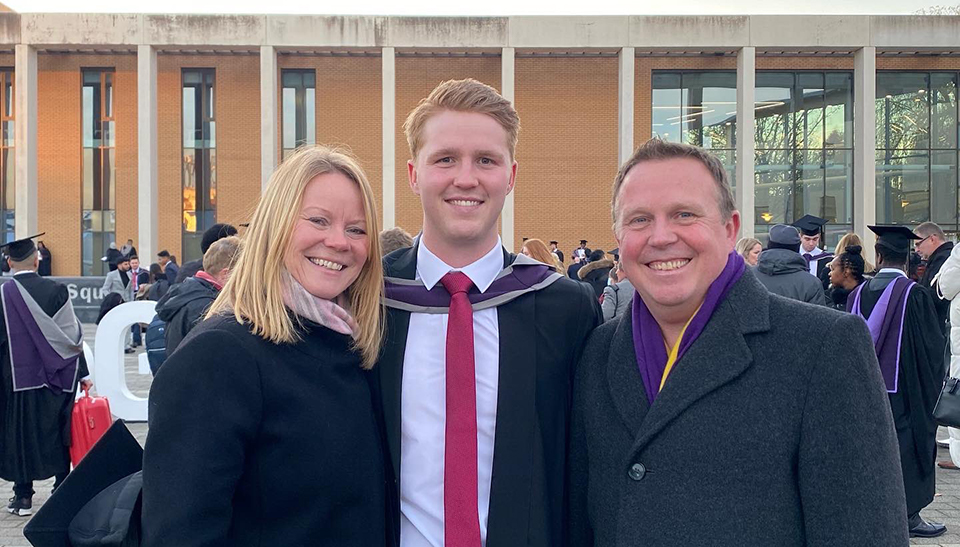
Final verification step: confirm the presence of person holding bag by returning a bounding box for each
[142,146,388,546]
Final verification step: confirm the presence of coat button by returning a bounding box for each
[628,462,646,481]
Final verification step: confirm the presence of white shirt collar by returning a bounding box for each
[877,267,907,277]
[12,270,34,277]
[802,247,826,256]
[416,237,504,293]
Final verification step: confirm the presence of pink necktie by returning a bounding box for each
[439,271,481,547]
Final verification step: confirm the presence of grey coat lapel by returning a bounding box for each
[606,300,650,434]
[622,271,771,451]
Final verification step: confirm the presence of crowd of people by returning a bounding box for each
[1,77,957,546]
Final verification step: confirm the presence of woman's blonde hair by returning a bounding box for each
[206,146,384,369]
[735,237,762,260]
[834,232,875,273]
[521,238,563,273]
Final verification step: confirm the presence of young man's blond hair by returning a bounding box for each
[403,78,520,161]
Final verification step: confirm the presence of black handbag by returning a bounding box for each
[934,377,960,428]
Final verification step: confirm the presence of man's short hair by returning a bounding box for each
[117,256,130,264]
[203,236,241,275]
[403,78,520,161]
[157,250,170,258]
[379,227,414,257]
[128,255,139,261]
[611,139,736,229]
[915,221,946,241]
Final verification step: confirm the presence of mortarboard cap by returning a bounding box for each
[793,215,828,237]
[23,420,143,547]
[580,240,588,245]
[0,232,45,262]
[868,225,921,254]
[549,241,558,245]
[609,248,620,256]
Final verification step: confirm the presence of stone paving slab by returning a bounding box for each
[4,326,960,545]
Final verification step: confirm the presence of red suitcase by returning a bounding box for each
[70,386,113,467]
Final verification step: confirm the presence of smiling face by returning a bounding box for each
[615,157,739,325]
[408,110,517,264]
[283,172,370,300]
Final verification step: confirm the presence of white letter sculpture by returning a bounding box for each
[93,301,157,421]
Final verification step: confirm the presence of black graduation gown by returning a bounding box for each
[858,273,946,515]
[0,272,88,484]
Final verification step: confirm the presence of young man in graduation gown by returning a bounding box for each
[568,140,909,546]
[377,79,601,547]
[847,224,948,538]
[793,214,833,286]
[0,234,90,517]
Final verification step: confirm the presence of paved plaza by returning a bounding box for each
[3,326,960,546]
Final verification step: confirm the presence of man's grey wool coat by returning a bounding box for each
[568,269,909,546]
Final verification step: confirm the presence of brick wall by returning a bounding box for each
[157,54,260,263]
[36,53,137,276]
[515,56,619,258]
[394,56,501,236]
[277,54,383,226]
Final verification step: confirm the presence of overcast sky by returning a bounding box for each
[6,0,953,16]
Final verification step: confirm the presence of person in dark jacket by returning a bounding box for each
[175,223,238,284]
[916,222,954,334]
[754,224,826,306]
[825,244,867,311]
[101,242,122,272]
[157,250,179,284]
[36,241,52,277]
[146,263,170,301]
[578,249,614,299]
[142,146,389,547]
[155,236,240,356]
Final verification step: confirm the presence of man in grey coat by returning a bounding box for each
[754,223,826,306]
[101,256,133,303]
[601,265,634,322]
[568,139,908,546]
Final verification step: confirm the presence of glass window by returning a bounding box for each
[182,69,216,264]
[876,72,960,231]
[281,69,317,158]
[754,71,854,239]
[81,68,115,276]
[0,70,11,246]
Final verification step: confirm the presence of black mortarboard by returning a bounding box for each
[549,240,558,245]
[580,240,588,245]
[793,215,828,237]
[0,232,44,262]
[23,420,143,547]
[868,225,921,254]
[609,248,620,257]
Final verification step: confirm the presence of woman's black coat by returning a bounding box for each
[141,314,389,547]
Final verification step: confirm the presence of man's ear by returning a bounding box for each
[408,160,420,195]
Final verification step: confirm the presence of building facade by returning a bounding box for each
[8,13,960,274]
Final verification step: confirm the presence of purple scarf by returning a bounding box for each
[632,251,746,405]
[847,276,914,393]
[384,255,562,313]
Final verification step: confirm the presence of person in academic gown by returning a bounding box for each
[847,224,948,538]
[0,233,90,518]
[36,241,52,277]
[793,214,833,288]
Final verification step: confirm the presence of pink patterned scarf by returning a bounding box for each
[281,272,357,337]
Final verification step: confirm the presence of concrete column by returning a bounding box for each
[736,46,756,239]
[137,45,158,262]
[14,45,37,238]
[501,47,515,252]
[382,47,396,230]
[260,46,278,192]
[854,47,877,263]
[618,47,635,166]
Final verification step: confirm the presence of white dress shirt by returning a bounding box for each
[400,238,503,547]
[804,246,827,275]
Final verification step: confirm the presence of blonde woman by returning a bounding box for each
[736,237,762,267]
[521,237,564,273]
[834,232,875,274]
[142,146,386,547]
